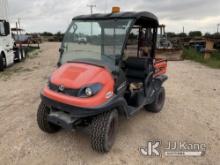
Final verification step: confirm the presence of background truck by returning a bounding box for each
[0,0,25,71]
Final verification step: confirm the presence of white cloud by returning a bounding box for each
[5,0,220,33]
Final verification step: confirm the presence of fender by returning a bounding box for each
[155,75,168,83]
[153,75,168,91]
[0,47,5,54]
[0,47,14,67]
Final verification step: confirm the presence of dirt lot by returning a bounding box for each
[0,42,220,165]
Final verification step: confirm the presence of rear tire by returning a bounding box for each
[90,110,118,153]
[21,48,26,60]
[18,49,22,62]
[15,48,22,62]
[144,87,165,113]
[37,102,60,133]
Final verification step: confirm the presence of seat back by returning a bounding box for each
[125,57,151,81]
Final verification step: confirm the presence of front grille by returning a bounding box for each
[48,81,79,97]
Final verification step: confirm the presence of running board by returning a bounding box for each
[127,106,143,117]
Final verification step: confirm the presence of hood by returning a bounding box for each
[50,62,112,89]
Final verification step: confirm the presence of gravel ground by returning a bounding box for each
[0,42,219,165]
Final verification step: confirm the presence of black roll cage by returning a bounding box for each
[58,12,159,67]
[120,18,158,60]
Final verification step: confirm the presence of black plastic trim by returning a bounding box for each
[72,11,159,25]
[155,75,168,83]
[41,94,128,118]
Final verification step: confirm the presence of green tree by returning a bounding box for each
[189,31,202,37]
[55,31,64,42]
[212,32,220,38]
[177,32,187,37]
[204,32,212,37]
[41,32,54,36]
[166,32,176,38]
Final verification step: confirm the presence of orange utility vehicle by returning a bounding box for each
[37,8,168,153]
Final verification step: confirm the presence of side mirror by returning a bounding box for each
[57,48,64,67]
[57,61,61,67]
[4,21,10,36]
[59,48,64,54]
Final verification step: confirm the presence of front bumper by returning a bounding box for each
[47,111,79,130]
[41,94,127,118]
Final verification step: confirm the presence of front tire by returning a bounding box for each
[0,53,5,71]
[37,102,60,133]
[90,110,118,153]
[145,87,165,113]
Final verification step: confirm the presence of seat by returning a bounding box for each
[124,57,152,106]
[125,57,151,83]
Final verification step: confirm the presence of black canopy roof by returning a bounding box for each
[73,11,159,26]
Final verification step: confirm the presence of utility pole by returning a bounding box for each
[18,18,21,29]
[18,18,21,35]
[217,24,220,33]
[0,0,9,20]
[87,4,96,35]
[105,0,108,13]
[87,4,96,15]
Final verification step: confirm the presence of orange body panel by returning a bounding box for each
[154,58,167,77]
[43,63,114,108]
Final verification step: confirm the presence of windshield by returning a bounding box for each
[0,21,6,35]
[60,19,132,69]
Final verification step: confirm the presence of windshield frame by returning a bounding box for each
[58,18,136,68]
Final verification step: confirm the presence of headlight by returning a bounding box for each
[78,83,103,97]
[85,87,93,97]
